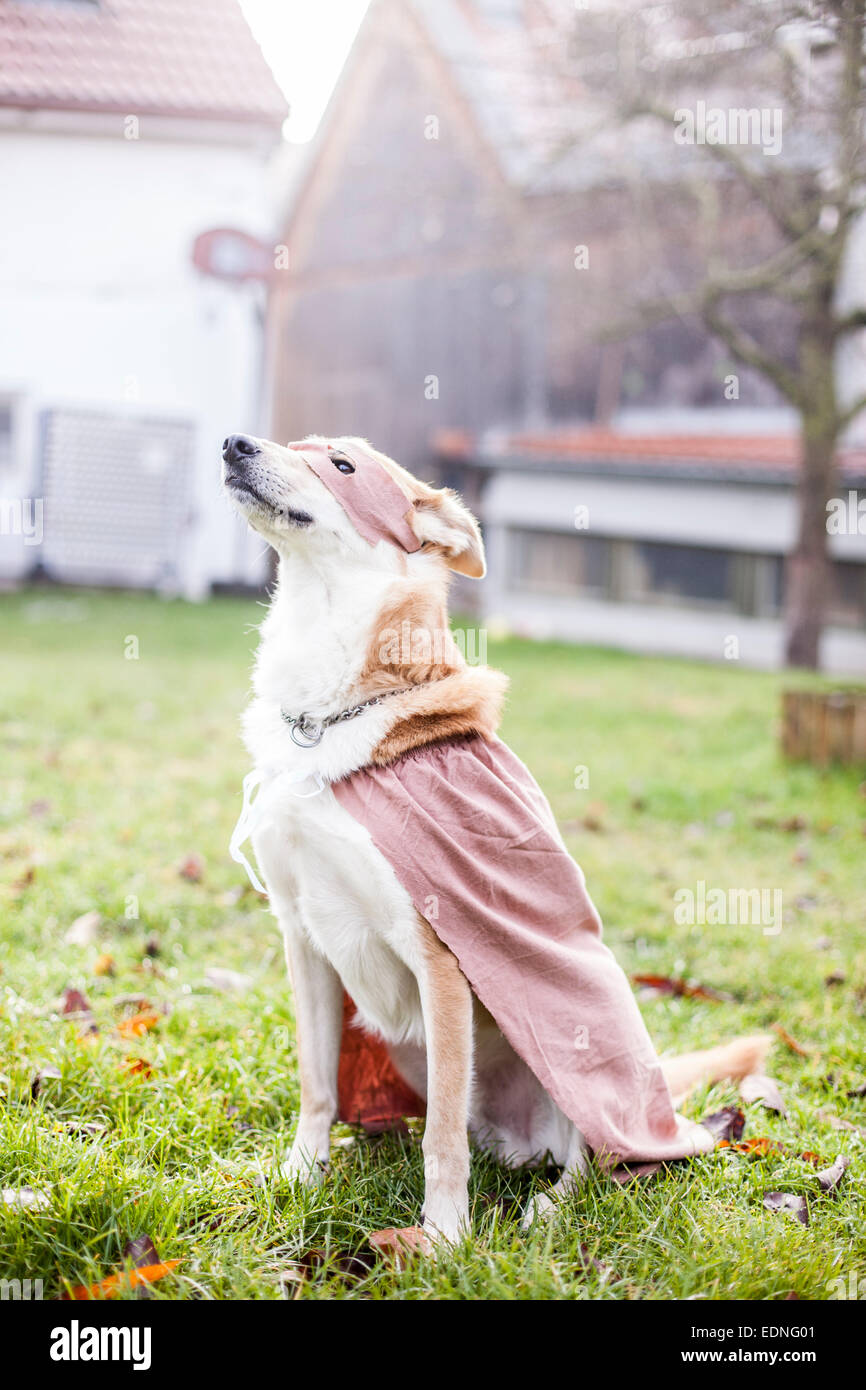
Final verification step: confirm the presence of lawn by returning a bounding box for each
[0,588,864,1301]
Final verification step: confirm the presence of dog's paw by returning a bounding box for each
[278,1147,329,1186]
[420,1198,469,1251]
[520,1189,557,1231]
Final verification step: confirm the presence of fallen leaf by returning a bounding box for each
[121,1057,153,1079]
[1,1186,51,1211]
[846,1080,866,1099]
[11,866,35,895]
[577,1244,616,1281]
[763,1192,809,1225]
[122,1236,166,1300]
[824,970,846,987]
[64,910,102,946]
[93,953,115,977]
[701,1106,746,1142]
[719,1138,824,1166]
[143,937,161,958]
[816,1155,850,1193]
[631,974,728,1002]
[30,1065,61,1101]
[718,1137,786,1157]
[117,1008,161,1038]
[61,987,98,1036]
[60,1121,107,1140]
[772,1023,812,1056]
[294,1246,377,1282]
[205,966,253,994]
[111,993,151,1014]
[64,1256,180,1301]
[178,853,204,882]
[740,1073,787,1115]
[608,1161,665,1184]
[368,1226,432,1267]
[817,1106,866,1139]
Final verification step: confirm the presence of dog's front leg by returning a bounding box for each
[416,917,474,1245]
[279,923,343,1185]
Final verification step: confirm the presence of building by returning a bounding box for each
[271,0,801,474]
[0,0,288,596]
[271,0,865,668]
[439,423,866,672]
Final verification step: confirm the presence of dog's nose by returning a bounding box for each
[222,434,259,465]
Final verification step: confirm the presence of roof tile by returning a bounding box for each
[0,0,288,128]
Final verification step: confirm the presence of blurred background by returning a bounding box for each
[0,0,864,671]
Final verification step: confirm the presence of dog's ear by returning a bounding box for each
[411,488,486,578]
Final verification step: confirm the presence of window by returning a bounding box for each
[627,541,734,608]
[829,562,866,628]
[509,528,609,596]
[506,529,866,627]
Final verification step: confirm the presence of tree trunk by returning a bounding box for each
[784,415,838,669]
[784,301,839,670]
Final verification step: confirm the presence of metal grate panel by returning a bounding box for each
[39,408,194,587]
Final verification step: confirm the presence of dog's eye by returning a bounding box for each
[330,455,355,474]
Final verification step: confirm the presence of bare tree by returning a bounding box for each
[567,0,866,668]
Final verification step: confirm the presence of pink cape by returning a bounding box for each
[333,734,712,1165]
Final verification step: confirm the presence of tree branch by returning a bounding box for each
[835,307,866,337]
[623,97,814,243]
[837,390,866,433]
[701,296,805,407]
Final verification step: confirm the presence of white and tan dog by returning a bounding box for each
[222,432,768,1245]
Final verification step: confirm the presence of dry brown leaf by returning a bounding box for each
[772,1023,812,1056]
[740,1072,787,1115]
[178,853,204,882]
[61,987,98,1036]
[30,1065,61,1101]
[121,1057,154,1079]
[117,1008,161,1038]
[577,1244,617,1281]
[64,1254,180,1300]
[763,1192,809,1225]
[816,1155,850,1193]
[10,866,36,896]
[608,1161,666,1184]
[718,1137,786,1157]
[631,973,728,1002]
[701,1106,746,1142]
[368,1226,432,1267]
[93,953,115,977]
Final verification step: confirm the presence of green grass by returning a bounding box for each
[0,588,864,1301]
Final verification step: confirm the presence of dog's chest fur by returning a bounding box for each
[252,780,427,1046]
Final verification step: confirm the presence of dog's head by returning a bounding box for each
[221,433,485,579]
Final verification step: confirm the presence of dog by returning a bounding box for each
[222,431,769,1245]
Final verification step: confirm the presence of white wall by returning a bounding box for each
[0,115,280,594]
[480,471,866,673]
[481,470,866,562]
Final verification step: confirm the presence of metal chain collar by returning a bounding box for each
[280,685,418,748]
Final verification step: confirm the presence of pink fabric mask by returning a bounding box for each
[288,439,422,554]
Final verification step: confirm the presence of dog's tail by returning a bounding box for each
[661,1034,772,1108]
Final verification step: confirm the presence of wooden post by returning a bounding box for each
[781,689,866,766]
